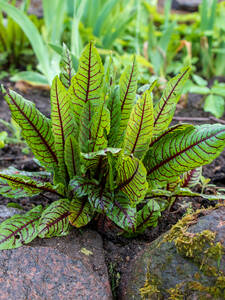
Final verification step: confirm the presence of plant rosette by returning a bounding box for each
[0,42,225,249]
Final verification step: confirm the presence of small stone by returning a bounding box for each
[0,205,24,223]
[172,0,202,11]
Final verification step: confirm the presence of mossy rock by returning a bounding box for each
[120,205,225,299]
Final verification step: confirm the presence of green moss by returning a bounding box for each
[168,277,225,299]
[139,272,161,299]
[167,282,185,300]
[175,229,215,259]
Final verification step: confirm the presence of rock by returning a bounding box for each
[0,206,112,299]
[120,206,225,300]
[0,205,24,223]
[172,0,202,11]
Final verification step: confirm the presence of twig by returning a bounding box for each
[173,116,225,124]
[0,156,30,161]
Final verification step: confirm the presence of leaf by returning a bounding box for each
[119,57,138,138]
[79,101,95,153]
[1,166,51,179]
[149,124,192,148]
[192,74,208,86]
[81,147,122,170]
[64,135,81,179]
[11,71,49,86]
[181,167,202,188]
[107,86,121,146]
[38,199,71,238]
[172,187,225,201]
[146,124,225,188]
[51,76,75,180]
[107,192,136,232]
[88,188,111,213]
[59,44,75,89]
[189,85,210,95]
[90,103,110,152]
[1,87,57,168]
[0,205,43,250]
[80,100,110,154]
[68,42,103,121]
[124,90,154,159]
[69,176,99,198]
[69,197,94,228]
[153,67,190,136]
[0,173,61,198]
[204,94,224,118]
[135,200,162,234]
[117,155,148,204]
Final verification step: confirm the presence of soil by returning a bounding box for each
[1,78,225,299]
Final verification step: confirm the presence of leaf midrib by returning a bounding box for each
[131,94,146,155]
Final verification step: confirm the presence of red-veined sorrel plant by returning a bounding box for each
[0,42,225,249]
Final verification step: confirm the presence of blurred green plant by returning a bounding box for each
[186,75,225,118]
[0,118,29,152]
[0,0,137,85]
[0,0,39,74]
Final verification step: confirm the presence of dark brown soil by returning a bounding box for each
[0,79,225,299]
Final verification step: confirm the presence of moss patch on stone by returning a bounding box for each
[166,207,225,299]
[140,205,225,299]
[139,271,161,299]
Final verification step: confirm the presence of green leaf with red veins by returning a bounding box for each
[0,173,62,198]
[181,167,202,188]
[59,44,75,89]
[88,188,111,213]
[145,124,225,188]
[81,147,122,171]
[79,101,95,153]
[0,205,43,250]
[124,90,153,159]
[69,176,99,198]
[68,42,103,122]
[79,100,111,154]
[91,102,110,152]
[118,57,138,139]
[107,86,121,147]
[153,67,190,136]
[135,200,162,234]
[149,123,193,148]
[38,199,71,238]
[69,197,94,228]
[51,76,75,182]
[117,155,148,204]
[1,87,57,169]
[107,192,136,232]
[64,135,81,179]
